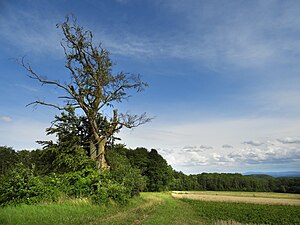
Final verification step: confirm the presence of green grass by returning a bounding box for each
[0,194,161,225]
[0,192,299,225]
[142,193,204,225]
[182,198,300,225]
[0,199,112,225]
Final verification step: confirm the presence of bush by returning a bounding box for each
[91,180,129,205]
[58,168,103,197]
[0,164,133,207]
[0,145,148,207]
[61,169,130,204]
[0,164,59,206]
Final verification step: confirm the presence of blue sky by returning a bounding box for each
[1,0,300,174]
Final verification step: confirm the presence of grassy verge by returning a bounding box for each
[0,197,141,225]
[0,192,299,225]
[0,198,114,225]
[0,194,164,225]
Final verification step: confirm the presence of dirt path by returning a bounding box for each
[142,193,204,225]
[172,192,300,205]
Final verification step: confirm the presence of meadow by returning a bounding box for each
[0,192,299,225]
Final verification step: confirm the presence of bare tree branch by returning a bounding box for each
[21,15,151,170]
[119,112,153,129]
[26,101,64,110]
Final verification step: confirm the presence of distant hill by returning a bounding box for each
[243,171,300,178]
[245,174,273,179]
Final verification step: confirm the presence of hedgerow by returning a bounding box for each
[0,152,145,207]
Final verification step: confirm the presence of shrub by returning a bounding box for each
[0,145,147,207]
[0,164,59,206]
[91,179,130,205]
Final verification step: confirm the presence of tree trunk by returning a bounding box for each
[89,138,109,170]
[97,138,109,170]
[90,140,97,159]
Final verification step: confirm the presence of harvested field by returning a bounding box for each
[172,191,300,205]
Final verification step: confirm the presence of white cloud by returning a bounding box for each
[119,116,300,173]
[166,137,300,172]
[227,142,300,165]
[222,144,233,149]
[243,140,264,146]
[120,117,300,151]
[211,153,235,164]
[165,150,210,167]
[86,0,300,72]
[0,116,13,123]
[183,145,213,152]
[159,0,300,68]
[3,0,300,71]
[277,137,300,144]
[101,35,158,58]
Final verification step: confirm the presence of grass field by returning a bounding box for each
[0,192,299,225]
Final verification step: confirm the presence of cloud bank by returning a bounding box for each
[158,137,300,173]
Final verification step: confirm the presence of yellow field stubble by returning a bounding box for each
[172,191,300,205]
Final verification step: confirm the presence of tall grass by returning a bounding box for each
[0,194,160,225]
[0,198,106,225]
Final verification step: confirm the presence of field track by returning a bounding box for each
[172,191,300,205]
[1,193,299,224]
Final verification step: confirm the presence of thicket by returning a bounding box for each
[0,145,146,206]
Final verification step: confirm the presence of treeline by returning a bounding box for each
[170,172,300,193]
[1,144,299,207]
[1,145,300,194]
[116,146,300,194]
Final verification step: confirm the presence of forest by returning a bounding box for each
[1,144,299,207]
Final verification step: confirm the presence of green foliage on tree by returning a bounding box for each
[0,146,18,175]
[113,146,174,192]
[145,149,173,192]
[107,146,146,196]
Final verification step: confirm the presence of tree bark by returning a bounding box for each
[89,137,109,170]
[97,138,109,170]
[89,140,97,159]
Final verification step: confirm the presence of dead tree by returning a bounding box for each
[20,16,151,170]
